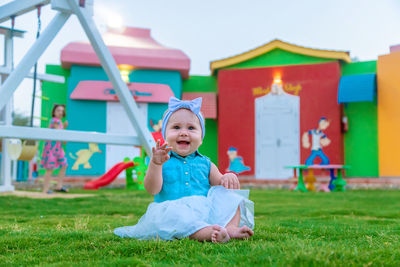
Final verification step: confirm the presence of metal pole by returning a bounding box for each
[0,30,15,192]
[0,0,50,24]
[66,0,155,156]
[29,6,42,127]
[0,12,70,112]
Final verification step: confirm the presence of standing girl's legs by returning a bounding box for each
[42,169,52,193]
[225,207,254,239]
[55,165,67,191]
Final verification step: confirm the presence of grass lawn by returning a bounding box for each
[1,189,400,266]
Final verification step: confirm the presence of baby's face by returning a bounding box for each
[165,109,202,157]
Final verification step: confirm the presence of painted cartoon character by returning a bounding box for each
[150,119,164,145]
[150,119,163,132]
[69,143,102,170]
[302,117,331,165]
[227,147,251,174]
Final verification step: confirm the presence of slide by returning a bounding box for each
[83,161,135,190]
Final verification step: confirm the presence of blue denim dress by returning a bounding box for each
[114,151,254,240]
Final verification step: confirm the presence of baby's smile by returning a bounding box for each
[176,140,191,151]
[177,140,190,145]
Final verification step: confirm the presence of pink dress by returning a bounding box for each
[41,117,68,169]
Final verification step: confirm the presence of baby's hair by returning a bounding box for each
[51,104,66,118]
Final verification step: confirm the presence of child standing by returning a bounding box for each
[114,97,254,242]
[41,104,69,193]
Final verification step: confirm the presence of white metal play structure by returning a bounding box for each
[0,0,156,192]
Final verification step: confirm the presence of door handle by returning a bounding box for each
[277,139,281,147]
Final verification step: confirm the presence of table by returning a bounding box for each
[285,164,349,192]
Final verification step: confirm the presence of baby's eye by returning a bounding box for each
[173,125,180,129]
[188,126,195,130]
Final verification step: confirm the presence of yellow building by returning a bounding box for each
[377,49,400,176]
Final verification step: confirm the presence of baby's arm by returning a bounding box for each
[144,140,172,195]
[209,163,240,189]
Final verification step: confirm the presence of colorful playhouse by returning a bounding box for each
[36,27,400,181]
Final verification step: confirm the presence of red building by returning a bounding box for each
[211,40,351,179]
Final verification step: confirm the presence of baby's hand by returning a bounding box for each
[151,140,172,165]
[220,173,240,189]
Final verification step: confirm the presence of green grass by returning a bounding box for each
[1,189,400,266]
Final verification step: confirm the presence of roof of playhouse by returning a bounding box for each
[210,39,351,74]
[61,27,191,78]
[182,92,217,119]
[70,81,174,103]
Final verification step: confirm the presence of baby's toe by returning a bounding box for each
[211,232,217,243]
[212,225,221,231]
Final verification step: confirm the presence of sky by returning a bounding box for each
[0,0,400,125]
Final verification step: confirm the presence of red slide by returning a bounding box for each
[84,161,135,190]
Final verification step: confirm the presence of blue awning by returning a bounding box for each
[338,73,376,103]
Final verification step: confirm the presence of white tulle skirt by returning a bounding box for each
[114,185,254,240]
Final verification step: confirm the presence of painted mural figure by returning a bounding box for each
[150,119,165,145]
[302,117,331,165]
[227,147,251,174]
[69,143,102,170]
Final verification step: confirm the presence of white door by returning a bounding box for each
[255,93,299,179]
[106,102,148,178]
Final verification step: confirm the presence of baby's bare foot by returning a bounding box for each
[211,225,230,243]
[227,226,254,239]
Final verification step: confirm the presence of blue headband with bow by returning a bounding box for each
[161,97,205,140]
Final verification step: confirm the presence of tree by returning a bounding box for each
[12,111,30,126]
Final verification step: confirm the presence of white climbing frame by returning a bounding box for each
[0,26,67,192]
[0,0,156,192]
[0,26,18,192]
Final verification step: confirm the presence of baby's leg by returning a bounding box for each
[189,225,230,243]
[226,207,254,239]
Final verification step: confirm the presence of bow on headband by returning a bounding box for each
[161,97,205,140]
[168,97,202,114]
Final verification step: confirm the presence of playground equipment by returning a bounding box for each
[5,139,22,160]
[286,164,349,192]
[132,157,147,190]
[0,0,156,192]
[0,24,63,192]
[131,148,148,190]
[124,157,136,189]
[18,140,38,161]
[83,161,134,190]
[0,25,24,192]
